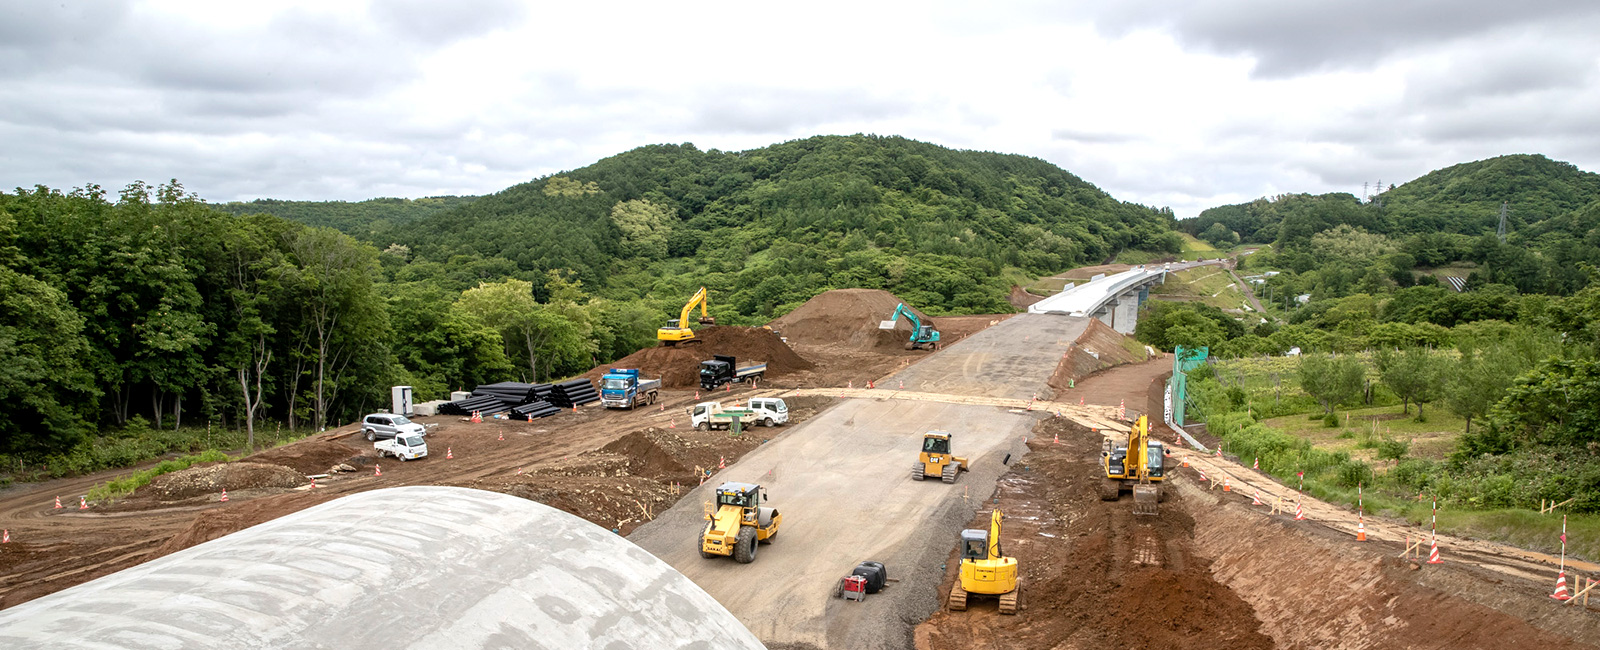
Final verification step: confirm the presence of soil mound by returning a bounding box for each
[768,288,929,349]
[583,326,811,389]
[1048,319,1151,391]
[155,491,340,556]
[145,462,308,500]
[599,430,693,480]
[245,440,365,475]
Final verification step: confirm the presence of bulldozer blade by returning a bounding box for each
[1132,485,1160,516]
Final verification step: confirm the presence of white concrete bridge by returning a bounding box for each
[1026,262,1216,333]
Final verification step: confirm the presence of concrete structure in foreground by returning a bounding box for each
[1028,266,1167,334]
[0,486,764,650]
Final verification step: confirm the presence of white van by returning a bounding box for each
[747,398,788,427]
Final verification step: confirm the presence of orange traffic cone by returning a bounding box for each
[499,431,505,440]
[54,496,62,509]
[516,467,523,475]
[1223,476,1232,492]
[375,464,382,476]
[867,381,874,389]
[848,380,853,389]
[1427,536,1443,564]
[573,404,578,413]
[527,414,533,423]
[1052,433,1059,444]
[1,529,8,543]
[1196,468,1207,481]
[310,477,318,489]
[669,419,677,429]
[719,456,726,469]
[446,447,453,459]
[1356,515,1367,541]
[1214,447,1222,458]
[695,390,700,399]
[1553,572,1572,600]
[79,496,87,510]
[725,384,731,392]
[899,380,904,389]
[1253,457,1259,470]
[471,410,482,423]
[1251,490,1263,505]
[1294,500,1305,520]
[1180,457,1189,468]
[219,489,229,502]
[1079,397,1084,405]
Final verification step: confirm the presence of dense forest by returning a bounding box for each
[216,196,476,240]
[0,135,1178,472]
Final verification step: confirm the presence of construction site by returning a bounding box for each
[2,286,1599,648]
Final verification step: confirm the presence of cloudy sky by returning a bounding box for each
[3,0,1599,218]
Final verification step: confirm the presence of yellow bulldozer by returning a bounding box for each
[1101,414,1166,516]
[658,286,716,346]
[699,482,781,563]
[947,509,1019,614]
[912,431,968,483]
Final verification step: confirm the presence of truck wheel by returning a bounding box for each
[733,527,758,563]
[365,429,375,442]
[648,393,657,405]
[399,454,408,462]
[763,418,775,427]
[697,422,710,432]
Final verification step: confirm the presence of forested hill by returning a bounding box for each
[1186,154,1600,245]
[386,135,1179,316]
[217,196,476,239]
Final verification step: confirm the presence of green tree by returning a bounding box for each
[0,266,97,455]
[610,199,675,260]
[1298,353,1365,416]
[1378,347,1442,418]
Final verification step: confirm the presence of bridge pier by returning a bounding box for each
[1111,293,1139,334]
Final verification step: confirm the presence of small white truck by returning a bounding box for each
[746,397,788,427]
[375,433,428,461]
[689,402,758,431]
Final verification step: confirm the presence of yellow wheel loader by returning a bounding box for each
[699,482,780,563]
[658,286,716,346]
[947,509,1019,614]
[1101,414,1166,516]
[912,431,968,483]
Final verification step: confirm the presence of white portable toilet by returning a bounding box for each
[391,385,413,416]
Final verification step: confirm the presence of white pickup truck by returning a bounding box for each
[375,433,428,461]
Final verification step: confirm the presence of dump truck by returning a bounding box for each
[599,369,661,409]
[700,482,780,563]
[948,509,1019,614]
[880,303,941,350]
[699,355,766,391]
[1101,414,1165,515]
[688,401,759,431]
[658,287,715,346]
[912,431,969,483]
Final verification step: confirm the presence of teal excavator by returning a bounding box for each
[881,303,941,351]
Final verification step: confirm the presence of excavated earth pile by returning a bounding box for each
[144,463,308,501]
[915,416,1273,650]
[583,326,812,389]
[769,288,931,350]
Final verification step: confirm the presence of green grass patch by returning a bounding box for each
[1263,404,1464,461]
[86,449,233,501]
[1429,508,1600,563]
[1180,233,1218,253]
[2,417,321,483]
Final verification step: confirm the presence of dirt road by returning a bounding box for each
[887,314,1088,399]
[630,399,1034,649]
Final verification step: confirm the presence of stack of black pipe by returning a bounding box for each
[549,378,599,407]
[438,394,507,416]
[512,400,561,419]
[472,382,543,403]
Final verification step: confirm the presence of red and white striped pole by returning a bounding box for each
[1426,499,1443,564]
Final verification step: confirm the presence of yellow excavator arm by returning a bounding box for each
[1130,415,1149,481]
[659,287,714,344]
[986,509,1004,560]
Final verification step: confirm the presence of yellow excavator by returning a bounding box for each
[912,431,968,483]
[1101,414,1165,515]
[699,482,780,563]
[947,509,1019,614]
[658,287,715,346]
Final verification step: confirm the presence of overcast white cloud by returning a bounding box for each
[2,0,1598,218]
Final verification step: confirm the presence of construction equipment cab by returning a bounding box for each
[658,287,715,346]
[880,303,941,350]
[948,509,1019,614]
[912,431,968,483]
[700,482,780,563]
[1101,414,1165,515]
